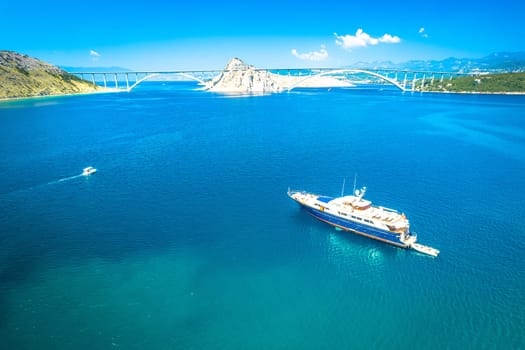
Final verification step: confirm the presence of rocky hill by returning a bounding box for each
[205,58,352,93]
[0,51,104,99]
[205,58,283,92]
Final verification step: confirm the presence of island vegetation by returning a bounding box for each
[419,72,525,94]
[0,50,106,100]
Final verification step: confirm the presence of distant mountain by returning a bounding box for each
[60,66,132,73]
[351,52,525,73]
[0,51,105,99]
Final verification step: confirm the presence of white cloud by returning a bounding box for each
[89,50,101,57]
[291,45,328,61]
[334,29,401,50]
[419,27,429,38]
[378,33,401,43]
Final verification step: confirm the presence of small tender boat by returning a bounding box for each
[411,243,440,257]
[82,166,97,176]
[288,185,439,256]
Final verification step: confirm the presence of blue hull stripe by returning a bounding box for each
[301,205,408,248]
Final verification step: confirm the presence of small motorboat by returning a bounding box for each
[410,242,440,257]
[82,166,97,176]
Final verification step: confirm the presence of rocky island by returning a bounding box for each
[0,51,106,100]
[204,58,353,93]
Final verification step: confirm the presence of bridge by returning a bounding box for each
[70,68,471,93]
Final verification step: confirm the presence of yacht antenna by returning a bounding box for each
[352,173,357,195]
[341,178,346,197]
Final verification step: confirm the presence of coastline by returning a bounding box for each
[0,88,121,103]
[3,83,524,102]
[417,90,525,96]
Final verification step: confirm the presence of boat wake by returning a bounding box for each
[50,174,84,185]
[2,169,94,197]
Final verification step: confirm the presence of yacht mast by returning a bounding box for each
[352,173,357,195]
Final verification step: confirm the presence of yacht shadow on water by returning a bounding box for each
[289,209,403,264]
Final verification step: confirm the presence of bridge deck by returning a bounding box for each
[69,68,470,92]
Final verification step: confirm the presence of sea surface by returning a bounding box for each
[1,82,524,349]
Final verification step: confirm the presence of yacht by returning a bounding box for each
[288,186,439,256]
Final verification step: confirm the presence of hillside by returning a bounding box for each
[420,72,525,93]
[0,51,105,99]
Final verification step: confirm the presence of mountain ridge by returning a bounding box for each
[58,52,525,74]
[350,52,525,72]
[60,66,132,73]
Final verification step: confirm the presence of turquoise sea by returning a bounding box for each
[1,83,524,349]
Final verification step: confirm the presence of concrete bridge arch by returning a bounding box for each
[127,72,207,92]
[286,69,407,92]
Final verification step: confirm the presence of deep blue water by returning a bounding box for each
[1,82,524,349]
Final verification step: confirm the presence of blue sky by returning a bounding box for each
[1,0,523,70]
